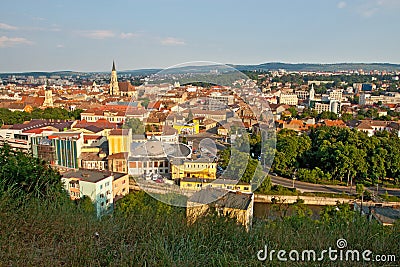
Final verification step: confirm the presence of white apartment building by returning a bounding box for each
[279,94,298,106]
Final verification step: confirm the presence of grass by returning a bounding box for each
[262,185,355,200]
[0,190,399,266]
[380,193,400,202]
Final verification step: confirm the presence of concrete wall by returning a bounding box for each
[255,194,353,206]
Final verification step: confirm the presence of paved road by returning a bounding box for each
[270,175,400,197]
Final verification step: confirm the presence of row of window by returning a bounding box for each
[99,190,111,198]
[99,181,110,190]
[131,161,168,168]
[185,164,215,169]
[184,183,249,191]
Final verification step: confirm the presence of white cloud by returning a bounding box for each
[120,32,138,39]
[32,17,46,21]
[354,0,400,17]
[0,23,18,31]
[79,30,115,39]
[360,7,379,17]
[0,36,33,48]
[56,44,64,48]
[161,37,185,46]
[337,1,347,9]
[375,0,400,7]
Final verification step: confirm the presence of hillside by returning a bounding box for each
[2,62,400,78]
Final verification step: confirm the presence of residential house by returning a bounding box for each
[171,158,217,180]
[108,152,128,174]
[128,139,191,177]
[62,169,114,215]
[112,173,129,201]
[108,128,132,155]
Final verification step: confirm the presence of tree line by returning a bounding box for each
[0,107,83,126]
[273,127,400,186]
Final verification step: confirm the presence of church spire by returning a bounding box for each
[110,61,119,96]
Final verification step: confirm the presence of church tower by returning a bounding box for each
[43,80,54,107]
[309,84,315,101]
[109,61,119,96]
[308,84,315,107]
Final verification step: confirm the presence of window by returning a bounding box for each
[100,185,103,190]
[244,187,249,191]
[122,179,126,184]
[105,182,110,187]
[101,202,104,207]
[100,194,104,198]
[227,186,232,189]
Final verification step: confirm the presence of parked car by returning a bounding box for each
[155,178,164,183]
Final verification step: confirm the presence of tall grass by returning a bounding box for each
[0,190,399,266]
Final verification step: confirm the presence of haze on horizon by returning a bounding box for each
[0,0,399,72]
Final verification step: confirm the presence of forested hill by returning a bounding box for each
[2,63,400,78]
[232,62,400,72]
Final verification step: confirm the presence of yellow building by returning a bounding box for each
[108,129,132,155]
[112,173,129,201]
[171,158,216,180]
[173,119,200,135]
[180,178,251,193]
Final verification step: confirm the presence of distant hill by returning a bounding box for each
[232,62,400,72]
[2,62,400,78]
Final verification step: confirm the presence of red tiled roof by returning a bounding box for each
[323,120,346,127]
[109,129,130,136]
[118,81,136,92]
[83,135,102,142]
[23,128,46,134]
[108,152,128,160]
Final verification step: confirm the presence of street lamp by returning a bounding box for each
[292,169,297,189]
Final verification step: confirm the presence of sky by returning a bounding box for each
[0,0,399,72]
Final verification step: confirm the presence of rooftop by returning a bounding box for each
[188,188,253,210]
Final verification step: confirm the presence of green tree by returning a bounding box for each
[123,118,145,134]
[287,107,298,118]
[0,144,63,199]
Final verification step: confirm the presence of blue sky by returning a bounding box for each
[0,0,399,72]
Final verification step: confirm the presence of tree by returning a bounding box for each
[0,144,63,199]
[356,184,365,197]
[287,107,298,118]
[318,111,338,120]
[123,118,145,135]
[340,113,353,122]
[139,98,150,108]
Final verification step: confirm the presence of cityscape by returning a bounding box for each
[1,0,400,266]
